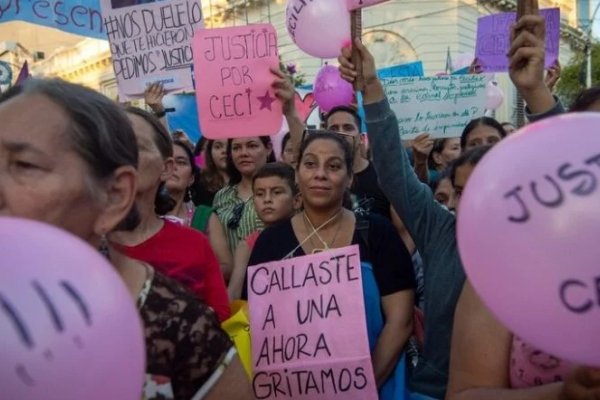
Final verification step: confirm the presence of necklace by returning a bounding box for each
[302,210,343,254]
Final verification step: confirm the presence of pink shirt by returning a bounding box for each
[510,336,573,388]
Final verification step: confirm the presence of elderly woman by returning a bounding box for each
[0,78,252,400]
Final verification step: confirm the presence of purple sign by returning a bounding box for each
[475,8,560,73]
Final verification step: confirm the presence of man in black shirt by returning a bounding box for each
[324,106,391,219]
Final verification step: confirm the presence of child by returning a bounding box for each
[227,162,300,300]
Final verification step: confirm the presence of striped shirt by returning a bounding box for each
[213,185,263,254]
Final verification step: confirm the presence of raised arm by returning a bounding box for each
[144,82,169,130]
[509,15,564,118]
[446,281,596,400]
[272,67,305,161]
[338,41,455,249]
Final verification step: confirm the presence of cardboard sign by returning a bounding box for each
[248,246,378,400]
[382,74,489,139]
[0,0,105,39]
[192,24,282,139]
[475,8,559,72]
[347,0,389,11]
[100,0,204,100]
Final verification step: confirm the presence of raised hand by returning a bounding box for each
[508,15,555,114]
[468,58,483,75]
[412,133,434,162]
[144,82,165,114]
[338,39,384,104]
[559,366,600,400]
[544,60,561,92]
[270,67,296,115]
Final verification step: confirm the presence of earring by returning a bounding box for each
[187,186,193,201]
[98,234,110,259]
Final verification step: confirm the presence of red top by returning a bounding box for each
[119,220,230,322]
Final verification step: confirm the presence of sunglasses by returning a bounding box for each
[227,202,246,229]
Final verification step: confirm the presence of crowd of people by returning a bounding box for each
[1,11,599,400]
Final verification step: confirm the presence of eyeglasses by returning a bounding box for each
[227,202,246,229]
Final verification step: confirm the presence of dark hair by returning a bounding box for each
[324,105,362,131]
[200,139,228,194]
[449,145,493,185]
[173,140,201,203]
[281,132,291,157]
[428,138,453,170]
[0,78,140,231]
[569,86,600,112]
[460,117,507,149]
[226,136,276,185]
[125,107,175,215]
[193,136,208,156]
[431,167,452,192]
[252,162,298,195]
[298,131,354,176]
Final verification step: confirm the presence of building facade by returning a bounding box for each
[6,0,590,121]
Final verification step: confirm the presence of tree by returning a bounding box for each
[555,42,600,107]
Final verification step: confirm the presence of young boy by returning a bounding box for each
[227,162,300,300]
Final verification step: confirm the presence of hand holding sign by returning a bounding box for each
[457,113,600,367]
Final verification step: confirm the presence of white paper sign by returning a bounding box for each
[382,74,489,139]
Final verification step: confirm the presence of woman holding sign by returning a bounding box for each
[245,131,416,399]
[0,78,253,400]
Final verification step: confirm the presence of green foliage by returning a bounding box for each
[555,42,600,107]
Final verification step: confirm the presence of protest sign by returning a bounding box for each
[192,24,282,139]
[377,60,424,78]
[475,8,559,72]
[100,0,203,100]
[248,245,378,400]
[0,0,105,39]
[347,0,389,10]
[382,74,488,139]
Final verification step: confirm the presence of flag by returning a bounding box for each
[445,47,454,74]
[15,61,30,85]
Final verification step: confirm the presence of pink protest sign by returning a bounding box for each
[192,24,282,139]
[248,245,378,399]
[347,0,389,10]
[475,8,559,72]
[100,0,204,101]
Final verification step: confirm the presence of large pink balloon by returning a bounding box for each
[286,0,351,59]
[314,64,354,113]
[0,217,145,399]
[457,113,600,367]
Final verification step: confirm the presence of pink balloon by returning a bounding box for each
[0,217,145,399]
[457,113,600,367]
[485,81,504,110]
[286,0,351,58]
[313,65,354,113]
[452,52,474,71]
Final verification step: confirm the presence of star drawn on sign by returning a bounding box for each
[257,90,276,111]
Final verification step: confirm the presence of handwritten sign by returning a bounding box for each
[382,74,489,139]
[248,246,378,400]
[100,0,203,100]
[475,8,559,72]
[192,24,281,139]
[347,0,389,10]
[0,0,105,39]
